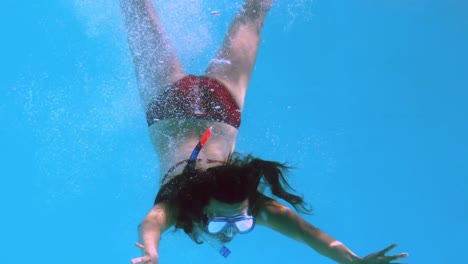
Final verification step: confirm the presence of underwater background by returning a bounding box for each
[1,0,467,263]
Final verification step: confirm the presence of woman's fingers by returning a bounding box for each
[131,243,149,264]
[131,256,150,264]
[135,243,145,250]
[378,243,398,255]
[378,244,409,262]
[131,243,158,264]
[386,253,409,261]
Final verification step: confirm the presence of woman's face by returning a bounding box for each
[202,198,250,243]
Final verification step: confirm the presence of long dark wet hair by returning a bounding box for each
[154,153,311,241]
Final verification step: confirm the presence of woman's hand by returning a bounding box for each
[356,244,408,264]
[130,243,159,264]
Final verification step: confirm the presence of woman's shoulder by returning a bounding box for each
[151,202,179,227]
[254,193,292,225]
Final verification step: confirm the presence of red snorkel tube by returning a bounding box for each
[187,127,212,171]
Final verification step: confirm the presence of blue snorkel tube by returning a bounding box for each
[188,127,232,258]
[188,127,212,171]
[196,229,231,258]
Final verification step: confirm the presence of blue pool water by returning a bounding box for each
[2,0,467,263]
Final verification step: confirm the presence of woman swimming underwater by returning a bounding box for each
[119,0,409,263]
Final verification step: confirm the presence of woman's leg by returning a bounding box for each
[205,0,273,110]
[120,0,185,109]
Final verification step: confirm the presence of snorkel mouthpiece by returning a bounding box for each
[196,227,232,258]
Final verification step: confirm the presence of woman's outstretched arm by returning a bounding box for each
[119,0,185,109]
[256,196,408,264]
[131,202,175,264]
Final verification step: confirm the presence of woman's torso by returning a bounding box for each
[149,118,239,185]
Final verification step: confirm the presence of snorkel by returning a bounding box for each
[194,227,232,258]
[188,127,213,171]
[188,127,232,258]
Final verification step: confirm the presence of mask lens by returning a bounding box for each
[206,220,229,234]
[234,218,254,233]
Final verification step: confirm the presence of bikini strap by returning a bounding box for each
[161,159,225,184]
